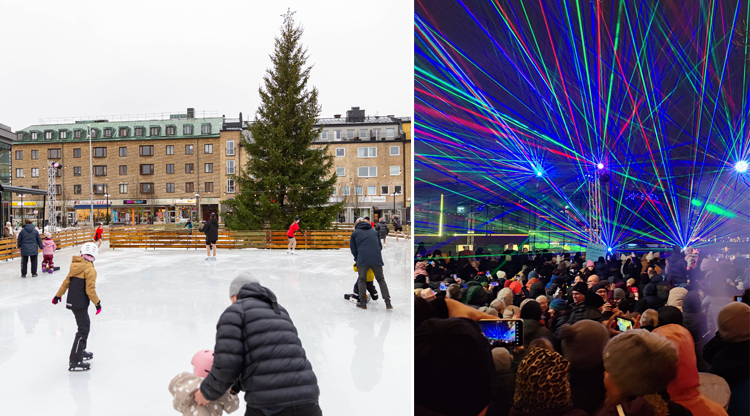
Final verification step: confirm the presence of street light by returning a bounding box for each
[195,193,200,222]
[104,193,110,224]
[18,194,24,223]
[87,124,94,229]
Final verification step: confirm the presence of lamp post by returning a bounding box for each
[87,124,94,229]
[195,193,200,222]
[18,194,24,223]
[104,193,110,224]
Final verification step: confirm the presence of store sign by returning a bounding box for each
[329,196,345,203]
[123,200,147,205]
[357,196,387,203]
[175,199,197,204]
[11,202,37,206]
[74,200,110,206]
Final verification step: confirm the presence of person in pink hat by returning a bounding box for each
[169,350,240,416]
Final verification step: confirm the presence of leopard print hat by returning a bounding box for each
[513,347,572,413]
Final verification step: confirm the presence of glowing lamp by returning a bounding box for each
[597,163,604,169]
[536,171,543,177]
[735,161,748,173]
[607,247,612,252]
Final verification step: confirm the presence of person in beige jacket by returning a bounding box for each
[169,350,239,416]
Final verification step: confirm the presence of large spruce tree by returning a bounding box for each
[225,10,341,230]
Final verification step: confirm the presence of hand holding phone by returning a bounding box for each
[616,317,634,331]
[440,282,446,291]
[490,281,499,287]
[478,319,523,347]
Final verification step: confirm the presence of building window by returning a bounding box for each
[104,128,113,138]
[32,150,39,159]
[31,168,38,177]
[185,145,193,155]
[15,168,23,178]
[150,127,159,136]
[226,179,235,193]
[166,126,176,135]
[140,164,154,175]
[359,129,368,139]
[14,150,22,160]
[204,144,212,154]
[390,146,400,156]
[166,145,174,155]
[55,167,61,177]
[166,164,174,174]
[74,185,81,194]
[93,184,107,194]
[166,183,175,193]
[119,127,128,137]
[53,185,62,195]
[93,166,107,176]
[30,132,38,140]
[93,147,106,158]
[140,183,154,194]
[372,129,380,139]
[226,140,235,155]
[119,147,127,157]
[394,185,402,195]
[332,186,337,196]
[185,163,194,174]
[367,185,376,195]
[119,165,127,175]
[357,147,377,158]
[184,125,193,135]
[139,145,154,156]
[205,182,213,193]
[381,185,389,195]
[358,166,377,177]
[74,130,82,139]
[390,166,400,175]
[321,131,328,140]
[45,131,53,140]
[74,167,81,176]
[59,131,67,139]
[201,124,211,134]
[335,148,345,157]
[336,167,345,176]
[355,186,363,195]
[226,160,235,174]
[386,128,395,138]
[334,130,341,140]
[346,129,354,139]
[47,148,61,159]
[135,127,144,137]
[119,184,127,194]
[342,186,351,195]
[204,163,213,173]
[185,182,194,193]
[90,129,98,138]
[73,148,80,158]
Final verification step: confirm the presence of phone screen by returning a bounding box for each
[616,317,634,331]
[734,295,743,302]
[478,319,523,347]
[490,281,499,287]
[439,282,446,291]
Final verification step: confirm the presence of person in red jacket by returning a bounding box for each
[94,224,104,248]
[287,216,305,255]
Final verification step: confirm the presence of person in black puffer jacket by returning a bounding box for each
[667,246,688,287]
[200,213,220,260]
[198,273,321,416]
[17,219,43,277]
[374,217,389,247]
[350,218,392,310]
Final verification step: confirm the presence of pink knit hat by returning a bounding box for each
[586,260,594,268]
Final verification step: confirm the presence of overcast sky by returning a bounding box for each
[0,0,413,130]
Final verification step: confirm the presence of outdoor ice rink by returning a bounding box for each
[0,239,411,415]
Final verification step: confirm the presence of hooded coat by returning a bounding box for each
[199,283,319,408]
[17,223,43,257]
[350,221,383,266]
[667,252,689,286]
[634,283,665,313]
[169,372,239,416]
[594,257,608,279]
[201,218,219,241]
[55,256,99,310]
[374,220,389,239]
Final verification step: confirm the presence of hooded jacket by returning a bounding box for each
[201,218,219,241]
[634,283,665,313]
[703,336,750,416]
[17,223,43,257]
[667,251,688,286]
[653,325,728,416]
[199,283,319,408]
[374,221,389,238]
[55,256,99,310]
[169,372,239,416]
[42,238,56,255]
[350,221,383,266]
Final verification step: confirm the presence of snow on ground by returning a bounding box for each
[0,238,412,415]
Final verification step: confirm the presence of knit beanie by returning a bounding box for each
[492,347,512,372]
[560,320,609,371]
[586,260,595,268]
[603,330,678,397]
[657,306,683,327]
[666,287,688,311]
[717,302,750,342]
[229,272,259,298]
[571,282,588,295]
[498,288,514,306]
[496,270,506,280]
[550,298,566,312]
[520,300,542,321]
[528,270,539,280]
[646,252,654,261]
[509,281,523,295]
[584,291,605,309]
[513,348,572,413]
[591,282,607,293]
[613,288,626,300]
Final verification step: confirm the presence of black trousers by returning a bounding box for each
[352,280,378,298]
[21,255,38,276]
[69,308,90,363]
[357,265,390,304]
[246,403,322,416]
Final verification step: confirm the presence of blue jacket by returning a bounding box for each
[350,221,383,266]
[17,223,43,256]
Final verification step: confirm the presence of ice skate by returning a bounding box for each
[205,257,211,261]
[82,351,93,361]
[69,360,91,371]
[371,293,379,301]
[32,274,37,277]
[49,268,54,274]
[211,257,217,261]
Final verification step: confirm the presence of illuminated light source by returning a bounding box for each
[607,247,612,252]
[597,163,604,169]
[438,194,444,237]
[735,161,749,173]
[536,170,543,177]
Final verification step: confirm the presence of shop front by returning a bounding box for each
[12,201,41,226]
[73,200,111,224]
[174,198,198,222]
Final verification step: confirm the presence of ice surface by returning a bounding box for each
[0,239,412,415]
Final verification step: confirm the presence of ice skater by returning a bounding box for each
[344,263,378,304]
[17,218,43,278]
[51,242,101,371]
[42,232,56,274]
[350,217,392,310]
[200,213,219,261]
[94,223,104,248]
[169,350,240,416]
[392,216,406,241]
[286,216,306,255]
[375,217,389,248]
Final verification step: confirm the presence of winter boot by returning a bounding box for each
[385,301,393,310]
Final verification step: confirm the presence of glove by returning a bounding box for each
[95,302,102,315]
[52,296,61,305]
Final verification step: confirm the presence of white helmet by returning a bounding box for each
[80,242,99,261]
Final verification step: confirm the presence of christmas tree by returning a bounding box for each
[225,9,342,230]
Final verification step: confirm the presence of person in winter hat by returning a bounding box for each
[41,232,56,274]
[666,287,688,312]
[681,290,708,370]
[498,287,520,318]
[169,350,239,416]
[653,324,728,416]
[52,242,101,371]
[560,320,609,415]
[519,301,554,349]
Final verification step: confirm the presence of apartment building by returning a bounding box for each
[12,109,246,225]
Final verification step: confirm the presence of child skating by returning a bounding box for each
[286,216,306,255]
[42,232,56,273]
[344,263,379,304]
[52,242,101,371]
[94,223,104,248]
[169,350,239,416]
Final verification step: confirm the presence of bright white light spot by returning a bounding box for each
[597,163,604,169]
[536,171,543,176]
[735,161,749,173]
[607,247,612,252]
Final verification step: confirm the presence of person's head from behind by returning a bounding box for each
[489,299,505,315]
[294,215,300,223]
[379,217,384,223]
[520,300,542,321]
[717,301,750,343]
[80,242,98,262]
[44,232,51,239]
[210,212,216,219]
[415,318,494,416]
[5,222,9,227]
[587,275,599,288]
[25,219,33,225]
[513,348,572,413]
[191,349,214,378]
[229,272,260,304]
[447,284,462,300]
[602,330,678,404]
[640,309,659,328]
